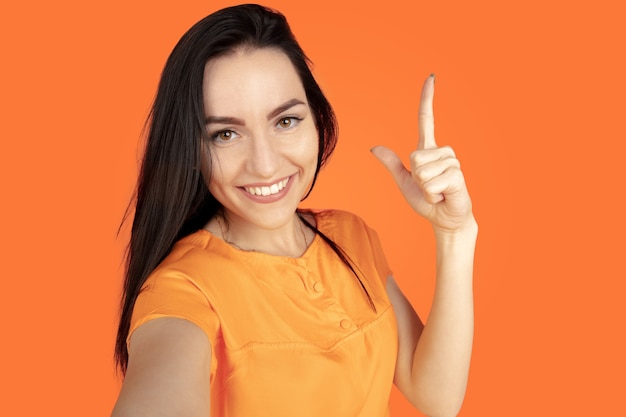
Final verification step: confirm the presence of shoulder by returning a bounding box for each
[135,230,232,319]
[130,231,224,360]
[308,209,378,245]
[306,208,371,233]
[151,229,238,280]
[306,209,385,256]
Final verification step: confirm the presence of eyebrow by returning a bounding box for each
[266,98,306,120]
[205,98,306,125]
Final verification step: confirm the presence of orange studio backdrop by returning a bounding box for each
[1,0,624,416]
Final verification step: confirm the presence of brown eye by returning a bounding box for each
[218,131,233,140]
[278,118,293,128]
[277,117,301,129]
[211,130,238,142]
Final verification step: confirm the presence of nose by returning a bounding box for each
[246,131,280,178]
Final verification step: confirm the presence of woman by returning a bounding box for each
[112,4,477,417]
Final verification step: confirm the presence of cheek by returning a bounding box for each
[302,126,320,164]
[309,135,321,168]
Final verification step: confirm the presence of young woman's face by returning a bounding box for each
[201,47,319,230]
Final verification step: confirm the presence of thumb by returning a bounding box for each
[370,146,411,188]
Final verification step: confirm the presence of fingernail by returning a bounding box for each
[430,73,436,83]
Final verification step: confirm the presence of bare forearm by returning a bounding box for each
[410,219,477,416]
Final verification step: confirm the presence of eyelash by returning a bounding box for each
[209,117,302,143]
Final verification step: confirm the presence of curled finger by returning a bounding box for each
[412,157,461,187]
[421,167,465,204]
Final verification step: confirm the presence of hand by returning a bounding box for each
[371,75,474,234]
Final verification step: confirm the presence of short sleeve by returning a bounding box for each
[128,265,220,374]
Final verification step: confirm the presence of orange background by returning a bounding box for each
[1,0,624,415]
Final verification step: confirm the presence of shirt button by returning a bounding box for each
[339,319,352,330]
[312,282,323,293]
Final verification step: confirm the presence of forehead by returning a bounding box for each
[202,48,307,116]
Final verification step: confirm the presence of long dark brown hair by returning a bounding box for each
[115,4,373,374]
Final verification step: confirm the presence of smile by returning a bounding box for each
[243,177,290,196]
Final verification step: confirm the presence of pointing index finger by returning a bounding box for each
[418,74,436,150]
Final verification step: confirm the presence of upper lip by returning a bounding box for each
[239,174,293,188]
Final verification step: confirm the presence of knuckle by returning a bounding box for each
[446,158,461,171]
[410,151,427,167]
[410,149,422,161]
[413,166,429,183]
[441,145,456,158]
[422,180,437,195]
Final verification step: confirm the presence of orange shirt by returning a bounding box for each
[129,209,398,416]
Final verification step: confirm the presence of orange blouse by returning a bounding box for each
[129,209,399,416]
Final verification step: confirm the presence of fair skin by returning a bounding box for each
[112,48,476,417]
[199,47,318,256]
[372,75,477,416]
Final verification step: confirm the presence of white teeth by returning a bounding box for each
[245,178,289,196]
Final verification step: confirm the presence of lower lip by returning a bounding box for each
[238,175,295,204]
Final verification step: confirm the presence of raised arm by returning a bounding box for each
[371,75,477,417]
[111,318,212,417]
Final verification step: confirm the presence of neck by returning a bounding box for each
[210,211,311,257]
